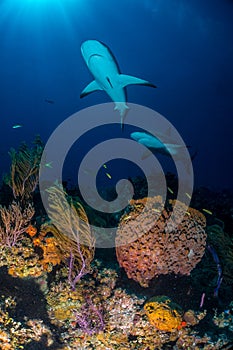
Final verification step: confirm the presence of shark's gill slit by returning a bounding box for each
[106,77,113,88]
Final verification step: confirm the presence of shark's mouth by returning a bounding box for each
[88,53,103,65]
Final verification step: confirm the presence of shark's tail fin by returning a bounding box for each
[114,102,129,130]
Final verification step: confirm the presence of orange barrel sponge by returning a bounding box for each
[144,295,184,332]
[115,196,207,287]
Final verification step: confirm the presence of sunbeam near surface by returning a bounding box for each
[0,0,88,31]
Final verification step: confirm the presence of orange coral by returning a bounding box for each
[144,296,185,332]
[29,222,63,271]
[5,222,62,278]
[25,225,37,237]
[32,237,41,246]
[41,237,62,270]
[116,196,207,287]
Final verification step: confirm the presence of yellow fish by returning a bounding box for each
[105,173,112,179]
[202,209,213,215]
[167,187,174,194]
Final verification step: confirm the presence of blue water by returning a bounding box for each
[0,0,233,190]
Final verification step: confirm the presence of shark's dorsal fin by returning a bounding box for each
[80,80,103,98]
[118,74,156,89]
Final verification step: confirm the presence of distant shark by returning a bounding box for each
[80,40,156,129]
[130,131,189,158]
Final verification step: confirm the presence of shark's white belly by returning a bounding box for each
[88,55,126,102]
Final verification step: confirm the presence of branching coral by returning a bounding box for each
[0,201,34,247]
[116,196,207,287]
[4,136,44,202]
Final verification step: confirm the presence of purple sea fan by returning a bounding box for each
[73,296,105,335]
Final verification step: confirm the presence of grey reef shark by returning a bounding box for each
[130,131,185,157]
[130,130,197,160]
[131,131,197,173]
[80,39,156,129]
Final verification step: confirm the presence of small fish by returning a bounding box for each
[45,98,55,104]
[103,164,107,169]
[152,208,161,213]
[12,124,22,129]
[167,187,174,194]
[202,209,213,215]
[123,215,132,221]
[44,162,53,168]
[105,173,112,179]
[185,192,192,199]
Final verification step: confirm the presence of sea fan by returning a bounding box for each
[45,183,95,286]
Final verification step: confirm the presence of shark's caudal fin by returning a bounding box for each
[116,75,155,130]
[118,74,157,89]
[80,80,102,98]
[114,102,129,130]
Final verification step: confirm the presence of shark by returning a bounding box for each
[130,131,189,158]
[130,131,197,176]
[80,40,156,128]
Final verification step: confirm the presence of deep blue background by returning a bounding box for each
[0,0,233,190]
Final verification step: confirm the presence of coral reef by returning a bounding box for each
[0,149,232,350]
[0,222,62,278]
[46,261,119,330]
[0,295,53,348]
[144,295,184,332]
[207,224,233,285]
[0,201,34,247]
[45,184,95,287]
[116,196,207,287]
[31,222,63,270]
[46,280,84,325]
[25,224,37,237]
[104,288,145,335]
[1,258,232,349]
[4,136,44,203]
[1,237,46,278]
[213,301,233,331]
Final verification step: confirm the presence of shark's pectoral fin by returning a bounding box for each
[141,150,153,160]
[80,80,103,98]
[118,74,156,88]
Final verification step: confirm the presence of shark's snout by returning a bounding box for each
[81,40,106,62]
